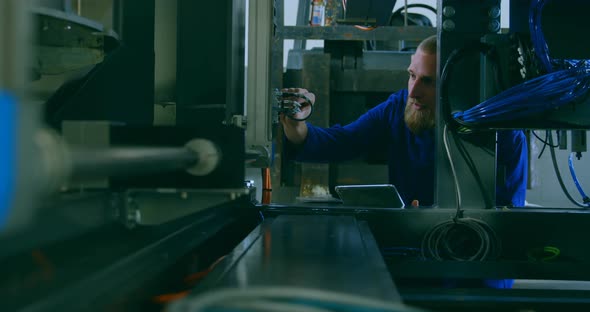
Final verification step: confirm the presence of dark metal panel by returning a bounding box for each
[46,0,155,127]
[226,0,246,118]
[176,0,245,125]
[187,215,401,302]
[176,0,226,124]
[509,0,529,33]
[541,0,590,60]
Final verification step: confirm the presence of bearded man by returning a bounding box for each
[280,35,527,207]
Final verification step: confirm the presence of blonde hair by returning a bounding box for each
[417,35,437,55]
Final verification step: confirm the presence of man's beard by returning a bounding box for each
[404,98,435,134]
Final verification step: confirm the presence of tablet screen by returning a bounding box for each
[335,184,405,208]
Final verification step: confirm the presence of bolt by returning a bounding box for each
[489,6,501,19]
[488,20,500,33]
[442,19,456,31]
[443,6,456,17]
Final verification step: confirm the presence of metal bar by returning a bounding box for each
[404,0,408,26]
[0,0,29,92]
[294,0,310,50]
[63,0,73,13]
[70,146,198,180]
[401,287,590,311]
[246,0,273,157]
[281,25,435,40]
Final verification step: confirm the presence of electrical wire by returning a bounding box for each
[529,0,552,73]
[154,290,190,304]
[420,125,501,261]
[568,152,590,206]
[452,131,494,209]
[354,25,376,31]
[440,42,494,127]
[421,217,501,261]
[443,124,462,216]
[438,42,501,209]
[535,131,549,159]
[392,3,437,16]
[532,130,559,148]
[527,246,560,262]
[548,134,589,208]
[450,1,590,127]
[533,130,559,159]
[171,286,429,312]
[452,66,590,125]
[184,255,227,285]
[436,45,502,259]
[153,255,227,304]
[387,3,437,26]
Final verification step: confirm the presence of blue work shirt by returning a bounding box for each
[292,89,528,207]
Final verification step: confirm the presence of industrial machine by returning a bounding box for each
[2,0,590,311]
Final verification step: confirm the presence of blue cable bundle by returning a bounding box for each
[453,65,590,125]
[451,0,590,126]
[529,0,552,73]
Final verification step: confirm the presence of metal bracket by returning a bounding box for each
[120,188,252,228]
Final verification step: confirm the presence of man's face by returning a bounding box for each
[405,49,437,134]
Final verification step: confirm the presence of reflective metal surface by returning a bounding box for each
[191,215,401,302]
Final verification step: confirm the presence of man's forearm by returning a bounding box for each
[283,120,308,145]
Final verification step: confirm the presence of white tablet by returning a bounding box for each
[334,184,405,208]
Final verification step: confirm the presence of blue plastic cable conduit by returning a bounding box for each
[0,91,16,230]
